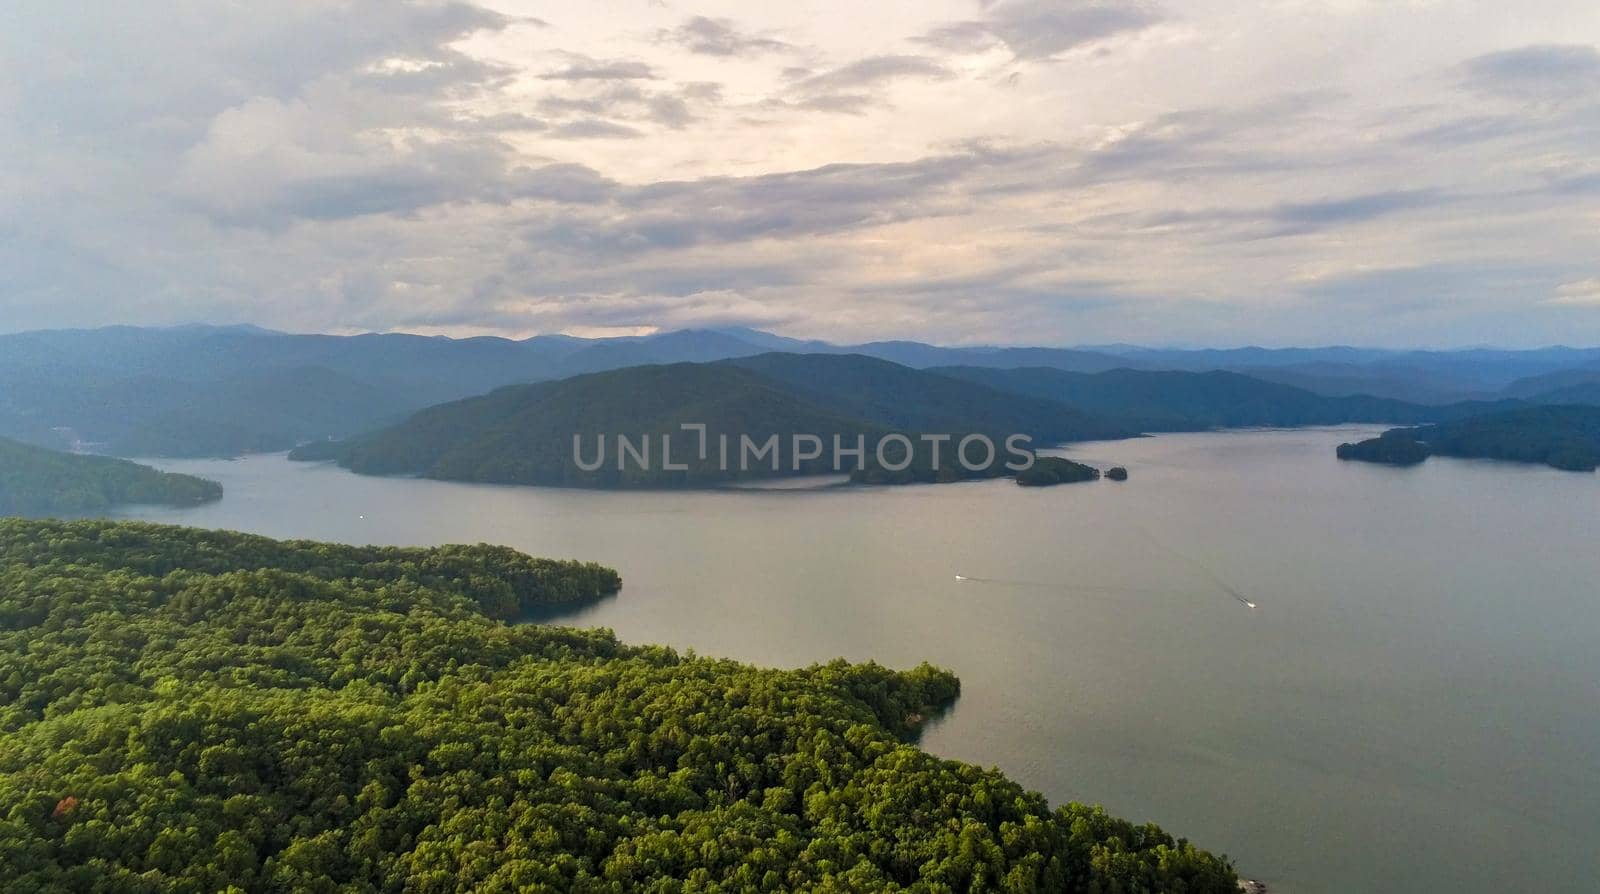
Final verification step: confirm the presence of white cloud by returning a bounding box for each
[1545,279,1600,307]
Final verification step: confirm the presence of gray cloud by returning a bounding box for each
[660,16,793,57]
[795,55,952,92]
[919,0,1162,60]
[550,119,645,139]
[775,55,953,114]
[539,55,658,81]
[1266,190,1447,235]
[1081,188,1458,243]
[535,79,719,131]
[1462,44,1600,99]
[5,1,1600,347]
[1059,91,1343,187]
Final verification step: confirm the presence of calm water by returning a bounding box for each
[117,427,1600,893]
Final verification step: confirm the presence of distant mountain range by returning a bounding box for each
[4,323,1600,459]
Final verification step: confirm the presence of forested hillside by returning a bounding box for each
[1336,405,1600,472]
[727,354,1134,444]
[295,357,1139,487]
[932,366,1470,430]
[0,437,221,516]
[0,520,1236,892]
[302,363,892,486]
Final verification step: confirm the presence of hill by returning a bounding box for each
[313,362,890,487]
[0,519,1235,891]
[1499,366,1600,399]
[297,355,1142,487]
[10,323,1600,457]
[1527,382,1600,406]
[1336,405,1600,471]
[931,366,1452,430]
[727,354,1136,443]
[0,437,222,515]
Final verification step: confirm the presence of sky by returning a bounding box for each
[2,1,1598,347]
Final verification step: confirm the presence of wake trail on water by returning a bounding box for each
[953,527,1259,610]
[951,574,1173,599]
[1130,526,1257,610]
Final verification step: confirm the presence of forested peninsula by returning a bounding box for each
[0,519,1237,892]
[0,437,221,516]
[292,357,1138,489]
[1337,405,1600,472]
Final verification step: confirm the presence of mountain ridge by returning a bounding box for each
[8,324,1600,459]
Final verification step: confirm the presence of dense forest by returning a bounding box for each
[1015,457,1102,487]
[1336,405,1600,471]
[931,366,1497,431]
[294,357,1139,488]
[297,363,895,486]
[0,437,222,516]
[1335,434,1431,466]
[0,520,1237,892]
[726,354,1136,445]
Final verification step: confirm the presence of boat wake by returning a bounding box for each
[956,531,1259,611]
[1133,526,1259,610]
[952,574,1172,599]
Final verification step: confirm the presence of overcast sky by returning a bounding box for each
[3,1,1598,346]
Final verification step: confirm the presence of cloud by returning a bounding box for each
[919,0,1162,60]
[549,119,645,140]
[1545,279,1600,307]
[5,1,1600,347]
[660,16,792,57]
[776,55,953,114]
[515,156,970,256]
[1461,44,1600,99]
[1266,189,1447,235]
[535,80,720,131]
[794,55,952,92]
[539,55,657,81]
[1080,187,1457,243]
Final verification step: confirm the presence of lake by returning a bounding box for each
[117,426,1600,893]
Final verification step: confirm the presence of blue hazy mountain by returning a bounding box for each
[5,323,1600,458]
[929,366,1513,430]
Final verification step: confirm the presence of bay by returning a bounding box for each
[117,426,1600,893]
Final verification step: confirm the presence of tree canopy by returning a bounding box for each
[0,519,1236,892]
[293,357,1139,489]
[0,437,222,516]
[1337,405,1600,471]
[1014,457,1102,487]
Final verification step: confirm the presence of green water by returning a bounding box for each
[120,426,1600,893]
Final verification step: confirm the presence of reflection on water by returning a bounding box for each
[120,427,1600,894]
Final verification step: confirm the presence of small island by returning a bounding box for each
[1015,456,1101,486]
[1105,466,1129,481]
[0,437,223,516]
